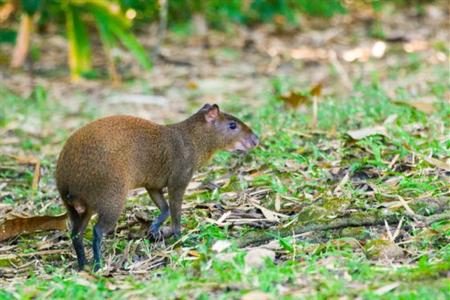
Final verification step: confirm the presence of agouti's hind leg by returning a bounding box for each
[92,209,122,271]
[68,207,92,271]
[146,188,169,238]
[168,184,188,238]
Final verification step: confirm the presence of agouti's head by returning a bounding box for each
[199,104,259,153]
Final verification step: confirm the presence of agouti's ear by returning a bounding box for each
[201,104,212,111]
[205,104,220,122]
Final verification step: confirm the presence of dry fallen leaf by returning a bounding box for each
[185,81,199,89]
[244,248,276,268]
[279,91,309,108]
[278,83,322,109]
[310,83,323,97]
[0,214,67,241]
[409,102,435,114]
[374,282,401,295]
[216,252,237,263]
[15,155,39,164]
[402,143,450,171]
[187,250,201,257]
[212,240,232,253]
[422,156,450,172]
[347,126,388,140]
[241,291,272,300]
[392,99,436,114]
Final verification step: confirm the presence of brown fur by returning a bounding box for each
[56,104,258,270]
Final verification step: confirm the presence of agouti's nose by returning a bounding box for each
[250,134,259,147]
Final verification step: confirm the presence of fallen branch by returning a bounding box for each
[238,210,449,248]
[422,210,450,226]
[157,53,193,66]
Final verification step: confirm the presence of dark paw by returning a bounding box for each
[148,226,173,241]
[93,262,102,272]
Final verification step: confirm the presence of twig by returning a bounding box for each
[396,195,418,218]
[392,217,404,241]
[384,219,394,241]
[312,95,318,129]
[152,0,168,60]
[157,53,193,67]
[423,210,450,226]
[328,50,352,90]
[0,249,68,260]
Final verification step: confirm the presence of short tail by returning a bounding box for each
[0,213,68,241]
[63,192,87,215]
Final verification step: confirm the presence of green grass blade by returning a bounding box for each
[87,2,152,71]
[109,21,152,71]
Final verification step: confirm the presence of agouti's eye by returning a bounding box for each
[228,122,237,130]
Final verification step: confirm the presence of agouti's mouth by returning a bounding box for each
[229,135,259,153]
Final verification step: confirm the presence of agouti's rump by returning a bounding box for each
[56,104,259,271]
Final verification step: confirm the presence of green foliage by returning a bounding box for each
[65,0,152,79]
[163,0,348,28]
[10,0,152,80]
[65,4,92,79]
[21,0,42,15]
[0,29,16,44]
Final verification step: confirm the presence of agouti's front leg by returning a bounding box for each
[146,188,170,238]
[168,184,188,237]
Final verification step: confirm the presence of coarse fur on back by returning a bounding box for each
[56,104,259,271]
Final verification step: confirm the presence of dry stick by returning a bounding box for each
[104,44,121,86]
[238,211,450,248]
[328,50,352,91]
[423,210,450,225]
[31,160,40,190]
[10,13,33,68]
[152,0,192,66]
[312,95,318,129]
[152,0,168,60]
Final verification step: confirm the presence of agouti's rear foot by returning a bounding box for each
[149,226,173,241]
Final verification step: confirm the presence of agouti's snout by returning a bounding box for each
[231,133,259,153]
[250,134,259,147]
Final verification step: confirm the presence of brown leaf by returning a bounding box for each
[392,99,436,114]
[278,83,322,109]
[31,160,41,190]
[310,83,323,97]
[279,91,308,108]
[187,250,201,257]
[15,155,39,164]
[374,282,401,295]
[212,240,232,253]
[402,143,450,171]
[422,156,450,172]
[347,126,388,140]
[0,214,67,241]
[241,291,272,300]
[185,81,198,90]
[244,248,276,268]
[409,101,435,114]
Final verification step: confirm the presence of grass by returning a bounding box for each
[1,51,449,299]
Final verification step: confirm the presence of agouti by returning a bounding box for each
[56,104,259,271]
